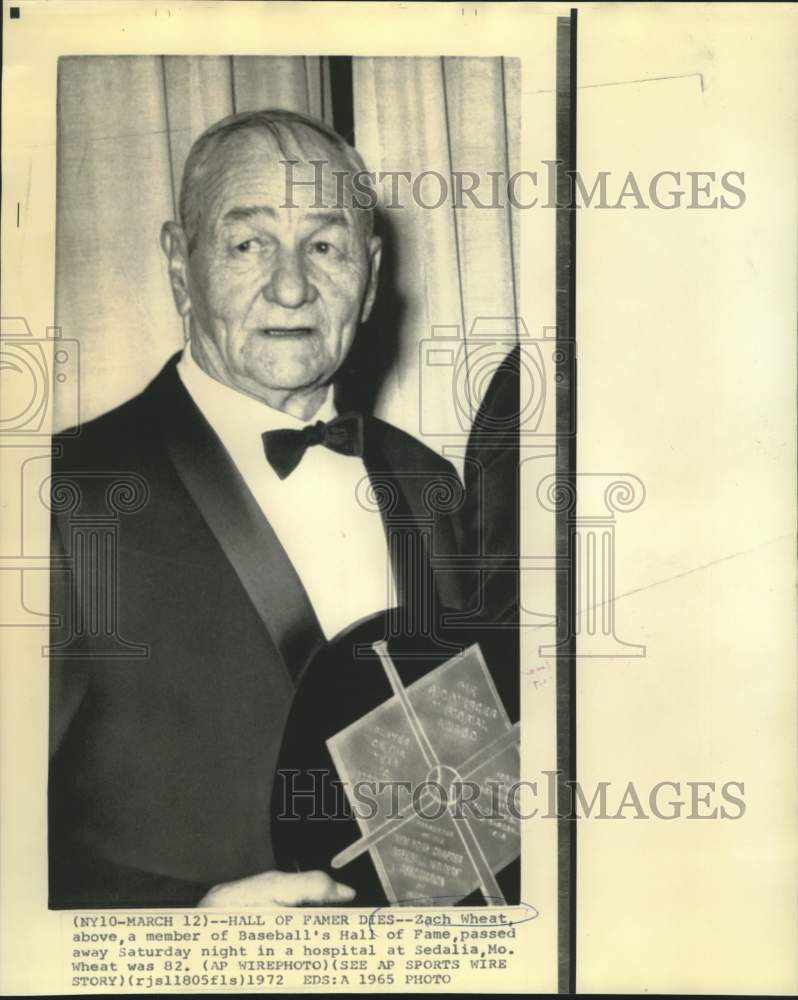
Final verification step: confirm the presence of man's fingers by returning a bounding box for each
[274,870,355,906]
[198,870,355,907]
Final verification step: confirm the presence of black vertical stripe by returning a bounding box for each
[556,9,578,996]
[328,56,355,145]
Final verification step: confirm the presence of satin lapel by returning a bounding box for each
[151,358,325,685]
[361,418,463,611]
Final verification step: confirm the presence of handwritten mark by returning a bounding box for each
[368,898,538,928]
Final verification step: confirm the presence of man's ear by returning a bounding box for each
[160,221,192,319]
[360,235,383,324]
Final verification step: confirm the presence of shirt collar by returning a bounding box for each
[177,345,337,437]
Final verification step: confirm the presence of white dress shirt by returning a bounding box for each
[177,348,396,640]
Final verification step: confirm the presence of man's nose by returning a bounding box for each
[262,248,316,309]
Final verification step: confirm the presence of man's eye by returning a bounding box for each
[310,241,334,256]
[233,238,261,254]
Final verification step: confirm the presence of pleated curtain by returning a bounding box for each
[353,56,520,454]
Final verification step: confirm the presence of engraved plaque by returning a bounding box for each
[326,642,520,906]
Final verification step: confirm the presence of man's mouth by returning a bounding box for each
[259,327,315,337]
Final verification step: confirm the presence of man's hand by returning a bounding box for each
[198,870,356,908]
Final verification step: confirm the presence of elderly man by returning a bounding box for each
[48,109,467,908]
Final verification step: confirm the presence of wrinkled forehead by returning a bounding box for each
[195,126,361,231]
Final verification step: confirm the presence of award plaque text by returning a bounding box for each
[327,642,520,907]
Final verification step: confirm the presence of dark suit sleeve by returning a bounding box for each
[48,514,89,759]
[48,510,214,908]
[460,346,520,625]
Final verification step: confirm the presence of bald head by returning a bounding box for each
[179,108,375,251]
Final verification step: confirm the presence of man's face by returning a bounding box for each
[168,129,381,413]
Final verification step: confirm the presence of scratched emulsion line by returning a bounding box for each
[533,72,705,95]
[579,532,793,617]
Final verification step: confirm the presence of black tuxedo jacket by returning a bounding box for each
[48,354,467,908]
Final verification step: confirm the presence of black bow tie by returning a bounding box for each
[262,412,364,480]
